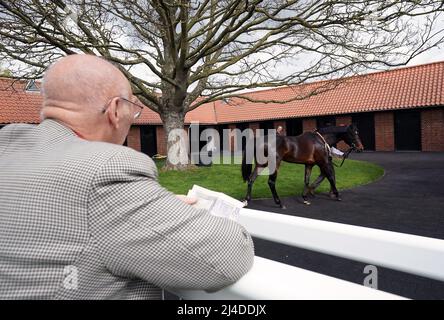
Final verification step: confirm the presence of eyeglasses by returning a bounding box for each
[102,96,146,120]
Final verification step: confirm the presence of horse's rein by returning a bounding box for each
[334,147,354,167]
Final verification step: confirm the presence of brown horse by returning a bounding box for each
[241,124,364,208]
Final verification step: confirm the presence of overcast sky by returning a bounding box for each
[128,17,444,92]
[391,14,444,68]
[407,44,444,66]
[4,8,443,89]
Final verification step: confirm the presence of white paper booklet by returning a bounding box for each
[186,185,246,221]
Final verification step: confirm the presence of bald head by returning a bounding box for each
[42,54,130,110]
[41,54,135,144]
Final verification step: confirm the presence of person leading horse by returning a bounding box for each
[241,124,364,208]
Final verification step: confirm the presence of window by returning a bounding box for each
[25,80,40,92]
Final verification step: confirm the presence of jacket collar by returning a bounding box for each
[38,118,79,140]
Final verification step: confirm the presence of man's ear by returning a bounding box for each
[106,97,120,130]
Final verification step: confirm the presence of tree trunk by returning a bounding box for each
[161,111,191,171]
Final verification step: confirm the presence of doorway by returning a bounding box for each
[394,110,421,151]
[352,113,375,151]
[140,126,157,156]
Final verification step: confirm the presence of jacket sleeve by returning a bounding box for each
[87,147,254,291]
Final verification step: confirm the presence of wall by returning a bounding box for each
[303,118,317,132]
[228,124,237,152]
[142,107,444,155]
[127,126,141,152]
[249,122,260,136]
[156,126,167,155]
[374,112,395,151]
[421,108,444,151]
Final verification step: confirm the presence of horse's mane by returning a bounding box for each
[317,125,350,134]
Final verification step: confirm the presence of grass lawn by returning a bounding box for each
[156,157,384,200]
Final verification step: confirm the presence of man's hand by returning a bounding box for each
[176,194,198,205]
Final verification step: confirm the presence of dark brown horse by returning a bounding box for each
[241,124,364,208]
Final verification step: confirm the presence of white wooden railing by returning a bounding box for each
[173,208,444,300]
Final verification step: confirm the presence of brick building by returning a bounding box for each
[1,61,443,154]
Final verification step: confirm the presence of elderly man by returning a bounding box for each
[0,54,254,299]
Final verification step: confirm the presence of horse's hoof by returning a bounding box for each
[303,200,311,205]
[336,197,342,202]
[280,204,287,210]
[242,200,249,206]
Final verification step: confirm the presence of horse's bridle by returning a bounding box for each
[334,146,354,167]
[334,129,356,167]
[346,126,361,151]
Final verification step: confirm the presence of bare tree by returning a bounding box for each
[1,0,443,169]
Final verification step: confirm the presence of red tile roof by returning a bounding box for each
[1,60,443,125]
[212,60,444,124]
[0,79,43,124]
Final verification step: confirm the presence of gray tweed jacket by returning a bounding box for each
[0,119,254,300]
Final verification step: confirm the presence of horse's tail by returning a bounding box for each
[242,137,254,182]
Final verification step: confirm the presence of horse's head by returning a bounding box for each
[344,124,364,152]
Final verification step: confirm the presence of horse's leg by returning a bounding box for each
[244,165,261,205]
[310,158,335,196]
[308,173,325,196]
[268,166,286,209]
[321,162,341,201]
[302,164,313,205]
[327,162,338,199]
[267,172,282,208]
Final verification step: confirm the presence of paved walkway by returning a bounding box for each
[247,152,444,299]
